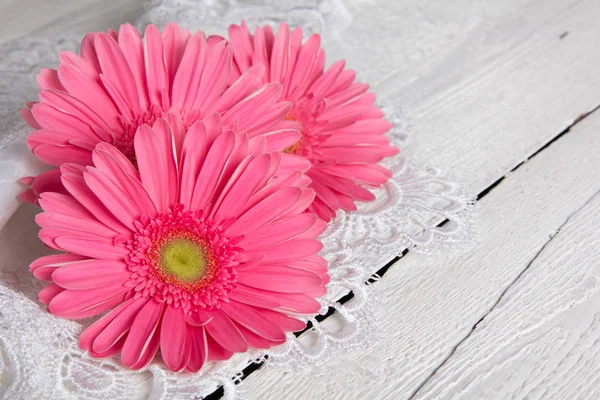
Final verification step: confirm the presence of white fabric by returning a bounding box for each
[0,2,476,399]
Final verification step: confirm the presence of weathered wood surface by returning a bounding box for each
[1,0,600,399]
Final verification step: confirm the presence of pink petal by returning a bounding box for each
[252,239,323,264]
[228,284,280,309]
[38,192,92,219]
[51,259,129,290]
[239,214,319,249]
[206,333,234,361]
[34,144,93,167]
[148,119,179,208]
[124,173,158,219]
[161,23,191,84]
[204,310,248,353]
[31,103,102,142]
[92,297,148,353]
[80,33,102,73]
[36,211,117,239]
[220,300,286,342]
[190,130,236,210]
[121,299,164,367]
[321,163,392,186]
[245,102,294,138]
[61,173,129,234]
[30,254,88,281]
[92,143,139,186]
[36,68,64,91]
[237,266,322,293]
[160,306,187,371]
[39,283,64,304]
[118,23,149,111]
[269,23,289,83]
[129,327,161,370]
[94,32,141,115]
[228,22,254,73]
[179,121,207,208]
[228,187,302,237]
[21,107,41,129]
[48,282,129,319]
[79,297,138,351]
[55,236,128,260]
[57,64,119,129]
[171,32,207,112]
[84,168,140,230]
[308,59,345,101]
[235,323,271,349]
[212,153,273,222]
[186,326,208,372]
[38,90,112,140]
[222,83,282,132]
[204,65,264,116]
[194,41,232,114]
[144,25,169,109]
[287,34,321,101]
[134,125,169,211]
[257,308,306,332]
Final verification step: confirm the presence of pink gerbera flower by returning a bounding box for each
[30,114,328,372]
[21,23,301,204]
[227,22,399,221]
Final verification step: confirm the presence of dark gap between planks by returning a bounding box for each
[204,105,600,399]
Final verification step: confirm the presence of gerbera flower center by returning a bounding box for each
[282,104,324,157]
[159,237,209,283]
[125,205,238,313]
[113,108,164,164]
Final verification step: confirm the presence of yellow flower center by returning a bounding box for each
[159,238,208,283]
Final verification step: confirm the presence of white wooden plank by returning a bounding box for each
[415,184,600,399]
[1,0,600,398]
[241,99,600,398]
[325,0,600,195]
[0,0,145,46]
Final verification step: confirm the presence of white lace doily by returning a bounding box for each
[0,2,476,399]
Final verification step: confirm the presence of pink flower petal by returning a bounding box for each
[160,306,187,371]
[228,187,302,237]
[171,32,207,112]
[220,300,286,342]
[92,297,148,353]
[118,23,149,111]
[79,297,138,351]
[144,25,169,109]
[61,173,129,234]
[55,236,128,260]
[84,167,140,230]
[185,326,208,372]
[95,32,141,115]
[51,259,129,290]
[206,333,234,361]
[39,283,64,304]
[48,282,129,319]
[121,299,164,367]
[237,266,322,293]
[204,310,248,353]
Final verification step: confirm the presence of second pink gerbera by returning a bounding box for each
[20,23,301,204]
[228,22,399,221]
[31,114,328,372]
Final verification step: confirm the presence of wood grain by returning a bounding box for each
[326,0,600,195]
[242,101,600,399]
[0,0,145,46]
[417,189,600,399]
[1,0,600,399]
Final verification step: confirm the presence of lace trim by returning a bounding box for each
[0,7,476,399]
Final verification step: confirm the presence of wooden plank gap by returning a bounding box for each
[407,188,600,400]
